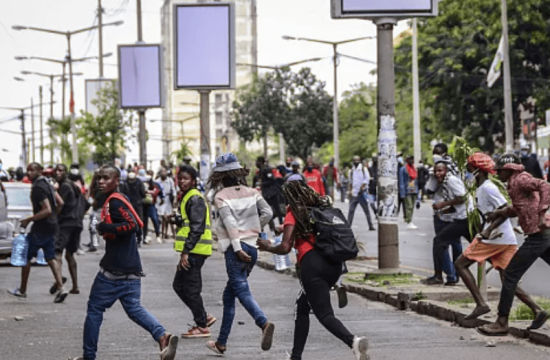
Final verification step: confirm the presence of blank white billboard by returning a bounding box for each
[118,44,163,109]
[332,0,438,18]
[85,79,115,117]
[174,3,235,90]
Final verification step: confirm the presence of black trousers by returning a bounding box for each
[291,250,354,360]
[498,231,550,317]
[172,254,208,328]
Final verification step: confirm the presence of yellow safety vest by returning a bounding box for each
[174,189,212,256]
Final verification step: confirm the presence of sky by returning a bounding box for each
[0,0,409,169]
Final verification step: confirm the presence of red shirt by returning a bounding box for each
[284,210,315,264]
[303,169,325,195]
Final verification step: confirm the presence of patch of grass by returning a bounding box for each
[344,272,416,287]
[447,298,475,306]
[510,298,550,321]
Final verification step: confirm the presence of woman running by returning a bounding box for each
[257,179,369,360]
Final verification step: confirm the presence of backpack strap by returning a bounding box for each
[101,192,144,228]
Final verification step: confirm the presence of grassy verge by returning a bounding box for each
[447,298,475,308]
[510,297,550,321]
[344,272,417,287]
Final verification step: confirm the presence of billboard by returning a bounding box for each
[332,0,438,18]
[118,44,163,109]
[85,79,115,117]
[173,3,235,90]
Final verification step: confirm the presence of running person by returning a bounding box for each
[205,153,275,355]
[455,153,544,322]
[257,179,369,360]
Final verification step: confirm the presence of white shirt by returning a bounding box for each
[433,175,471,221]
[348,164,369,197]
[476,180,517,246]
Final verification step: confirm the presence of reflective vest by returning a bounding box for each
[174,189,212,256]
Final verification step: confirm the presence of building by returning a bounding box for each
[160,0,257,166]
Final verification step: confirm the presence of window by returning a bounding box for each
[215,93,223,104]
[215,111,223,125]
[216,129,223,139]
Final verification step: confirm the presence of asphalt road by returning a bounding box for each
[336,199,550,298]
[1,230,550,360]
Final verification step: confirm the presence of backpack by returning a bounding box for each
[310,207,358,263]
[69,181,91,220]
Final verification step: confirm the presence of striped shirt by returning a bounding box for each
[214,186,273,253]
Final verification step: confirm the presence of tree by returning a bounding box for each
[77,82,134,165]
[232,67,333,161]
[395,0,550,152]
[171,141,193,164]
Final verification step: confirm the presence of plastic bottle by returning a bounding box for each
[36,249,48,265]
[273,236,291,271]
[10,227,28,267]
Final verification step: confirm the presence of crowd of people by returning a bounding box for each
[2,143,550,359]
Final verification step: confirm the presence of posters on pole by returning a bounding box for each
[118,44,163,109]
[377,115,399,225]
[85,79,115,117]
[173,3,235,90]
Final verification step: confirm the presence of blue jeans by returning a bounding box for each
[217,243,268,346]
[347,193,374,228]
[144,204,160,237]
[433,216,462,282]
[83,272,165,360]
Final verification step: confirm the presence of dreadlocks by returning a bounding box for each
[208,167,250,191]
[283,181,325,239]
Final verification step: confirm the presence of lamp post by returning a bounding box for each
[13,21,123,163]
[282,35,375,170]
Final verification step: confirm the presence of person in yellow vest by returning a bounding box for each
[172,165,217,338]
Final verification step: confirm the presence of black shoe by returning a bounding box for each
[445,280,459,286]
[421,275,443,285]
[369,227,376,231]
[49,277,67,295]
[336,285,348,309]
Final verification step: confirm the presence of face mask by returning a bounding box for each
[329,162,334,166]
[307,166,313,172]
[520,150,529,157]
[70,169,79,175]
[128,173,136,180]
[398,157,404,164]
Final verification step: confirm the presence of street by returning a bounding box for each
[0,230,549,360]
[338,200,550,298]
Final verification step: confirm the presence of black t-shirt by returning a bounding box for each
[57,179,79,228]
[30,177,58,235]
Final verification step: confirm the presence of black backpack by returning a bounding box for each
[70,181,91,220]
[310,207,358,263]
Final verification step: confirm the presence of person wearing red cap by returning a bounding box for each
[478,154,550,336]
[454,153,544,323]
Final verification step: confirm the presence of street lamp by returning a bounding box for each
[12,22,123,163]
[282,35,375,170]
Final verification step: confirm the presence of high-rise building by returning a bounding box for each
[160,0,257,165]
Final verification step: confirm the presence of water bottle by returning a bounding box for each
[10,227,29,267]
[36,249,48,265]
[273,236,290,271]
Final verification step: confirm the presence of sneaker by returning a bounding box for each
[421,275,443,285]
[159,333,178,360]
[336,285,348,309]
[181,325,211,339]
[206,314,217,327]
[76,249,86,255]
[156,235,162,243]
[352,336,370,360]
[406,223,418,230]
[49,277,67,295]
[144,238,151,245]
[54,287,69,303]
[7,288,27,300]
[261,321,275,351]
[88,246,97,253]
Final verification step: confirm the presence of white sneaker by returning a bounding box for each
[352,336,369,360]
[156,235,162,243]
[406,223,418,230]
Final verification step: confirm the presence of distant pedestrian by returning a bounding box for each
[303,159,325,196]
[322,158,340,200]
[206,153,275,355]
[478,155,550,336]
[519,146,543,179]
[257,179,370,360]
[340,168,349,202]
[172,165,216,338]
[157,168,176,241]
[120,169,146,245]
[143,171,163,243]
[7,162,68,303]
[72,165,178,360]
[399,155,419,229]
[347,155,375,230]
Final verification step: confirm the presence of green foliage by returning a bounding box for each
[510,297,550,321]
[77,82,134,165]
[232,67,333,161]
[171,141,193,164]
[395,0,550,152]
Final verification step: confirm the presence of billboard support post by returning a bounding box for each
[139,110,147,166]
[199,90,211,184]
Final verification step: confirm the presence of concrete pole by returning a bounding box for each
[39,86,44,164]
[62,62,66,120]
[31,98,35,162]
[501,0,514,152]
[279,133,285,164]
[412,18,421,167]
[49,76,54,163]
[199,90,212,184]
[21,110,27,167]
[333,44,340,170]
[98,0,104,78]
[375,18,400,270]
[136,0,147,166]
[136,0,143,43]
[67,34,79,163]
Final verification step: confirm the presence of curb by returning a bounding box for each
[256,259,550,348]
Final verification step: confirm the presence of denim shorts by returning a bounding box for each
[27,232,56,262]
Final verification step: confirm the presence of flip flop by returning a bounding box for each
[529,311,550,330]
[206,340,225,355]
[476,325,509,337]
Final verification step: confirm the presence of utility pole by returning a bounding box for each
[98,0,104,78]
[375,18,400,270]
[20,110,27,166]
[31,98,35,162]
[67,35,78,163]
[501,0,514,152]
[49,76,54,163]
[412,18,421,167]
[137,0,147,166]
[333,44,340,170]
[199,90,212,183]
[39,86,44,164]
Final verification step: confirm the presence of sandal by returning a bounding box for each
[206,340,226,355]
[476,325,509,337]
[529,311,550,330]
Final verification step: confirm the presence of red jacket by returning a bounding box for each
[322,165,340,186]
[303,169,325,196]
